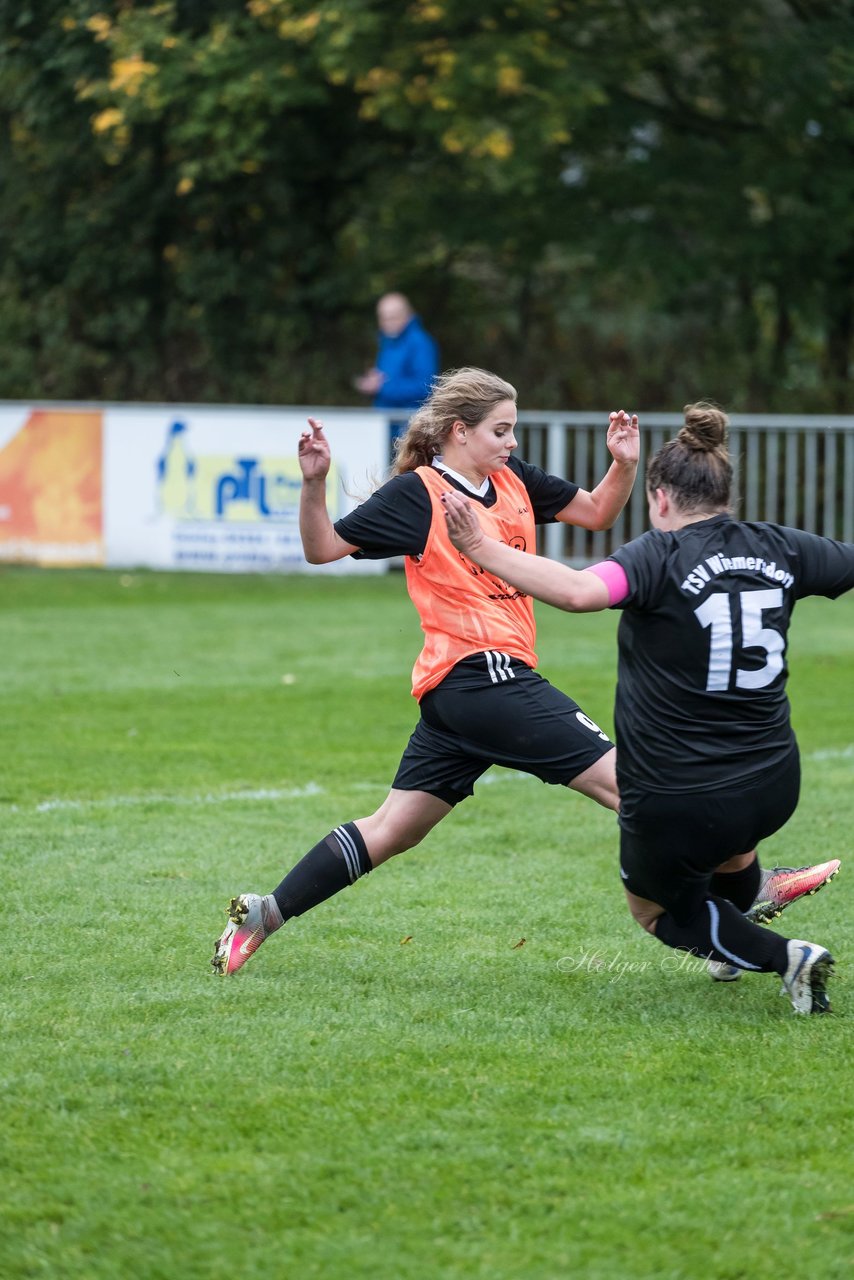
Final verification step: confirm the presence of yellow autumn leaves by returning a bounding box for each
[80,10,157,140]
[80,4,533,165]
[90,52,157,135]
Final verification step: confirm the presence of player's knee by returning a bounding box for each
[624,896,663,935]
[627,907,660,935]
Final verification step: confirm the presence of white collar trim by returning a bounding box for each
[431,456,490,498]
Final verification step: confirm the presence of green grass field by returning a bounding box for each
[2,567,852,1279]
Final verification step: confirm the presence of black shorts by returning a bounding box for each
[618,748,801,924]
[392,652,614,806]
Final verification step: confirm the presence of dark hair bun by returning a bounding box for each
[679,401,729,453]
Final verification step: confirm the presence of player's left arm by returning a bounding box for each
[442,491,610,613]
[555,410,640,531]
[790,529,854,599]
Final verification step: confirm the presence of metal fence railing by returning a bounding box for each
[509,412,854,563]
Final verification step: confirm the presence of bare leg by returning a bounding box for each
[623,886,665,935]
[355,788,453,867]
[567,746,619,812]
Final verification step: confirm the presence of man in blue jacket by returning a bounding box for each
[354,292,439,411]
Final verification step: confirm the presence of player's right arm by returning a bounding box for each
[298,418,360,564]
[442,490,611,613]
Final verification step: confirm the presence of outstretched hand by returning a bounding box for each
[441,489,485,558]
[298,417,331,481]
[606,410,640,466]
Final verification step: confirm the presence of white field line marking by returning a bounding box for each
[13,783,326,815]
[804,744,854,762]
[3,769,542,816]
[11,748,850,816]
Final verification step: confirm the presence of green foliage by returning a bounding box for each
[0,2,853,407]
[1,568,853,1277]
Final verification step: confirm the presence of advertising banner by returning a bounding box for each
[103,406,389,573]
[0,407,104,566]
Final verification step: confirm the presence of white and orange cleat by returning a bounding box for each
[211,893,283,975]
[747,860,841,924]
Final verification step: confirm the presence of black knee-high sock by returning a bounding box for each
[272,823,372,921]
[654,895,789,974]
[709,859,761,913]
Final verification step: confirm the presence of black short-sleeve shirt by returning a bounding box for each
[608,515,854,800]
[334,456,579,559]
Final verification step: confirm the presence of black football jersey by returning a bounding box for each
[609,514,854,800]
[334,455,578,559]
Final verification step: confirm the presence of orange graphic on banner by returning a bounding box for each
[0,410,104,565]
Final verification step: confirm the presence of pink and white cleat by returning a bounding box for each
[211,893,283,975]
[747,860,841,924]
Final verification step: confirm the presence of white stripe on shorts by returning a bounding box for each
[485,650,515,683]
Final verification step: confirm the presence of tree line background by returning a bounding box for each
[1,0,852,411]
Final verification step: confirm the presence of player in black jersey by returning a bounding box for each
[443,402,853,1014]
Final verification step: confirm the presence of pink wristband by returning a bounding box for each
[585,560,630,606]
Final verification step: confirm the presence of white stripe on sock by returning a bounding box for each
[707,899,762,971]
[334,825,361,884]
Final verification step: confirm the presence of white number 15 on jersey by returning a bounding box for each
[695,588,785,692]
